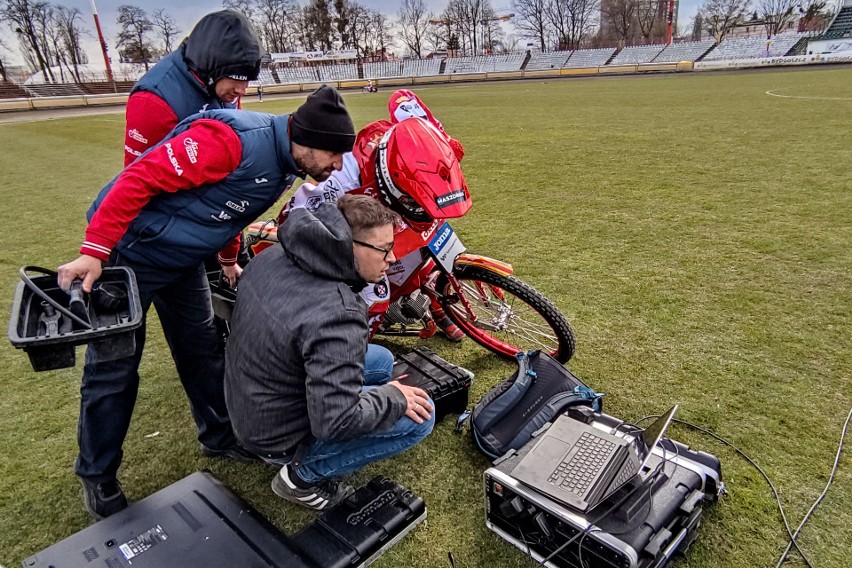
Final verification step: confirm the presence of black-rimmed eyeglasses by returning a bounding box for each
[353,239,395,261]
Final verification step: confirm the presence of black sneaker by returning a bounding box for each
[79,477,128,520]
[271,464,354,511]
[201,442,262,463]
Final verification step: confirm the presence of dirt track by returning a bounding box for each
[0,104,127,124]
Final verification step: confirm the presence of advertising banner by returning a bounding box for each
[694,51,852,70]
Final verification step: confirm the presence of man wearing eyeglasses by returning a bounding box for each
[224,195,435,510]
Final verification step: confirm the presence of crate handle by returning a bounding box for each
[19,266,93,330]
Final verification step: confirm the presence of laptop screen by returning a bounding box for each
[635,404,678,473]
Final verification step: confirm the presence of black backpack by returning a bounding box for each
[471,351,603,460]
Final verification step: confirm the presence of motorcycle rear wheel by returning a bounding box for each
[437,264,576,363]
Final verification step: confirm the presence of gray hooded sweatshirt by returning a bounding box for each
[224,203,407,455]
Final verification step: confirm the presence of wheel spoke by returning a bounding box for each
[439,265,575,363]
[450,282,560,351]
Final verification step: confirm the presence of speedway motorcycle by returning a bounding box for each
[215,209,576,364]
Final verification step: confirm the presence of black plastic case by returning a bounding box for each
[393,347,474,420]
[484,409,724,568]
[8,266,143,371]
[289,476,427,568]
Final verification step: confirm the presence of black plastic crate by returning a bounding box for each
[208,270,236,321]
[289,476,426,568]
[393,347,474,421]
[8,266,143,372]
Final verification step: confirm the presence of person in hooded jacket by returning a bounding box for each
[56,85,356,521]
[224,195,435,511]
[123,10,264,285]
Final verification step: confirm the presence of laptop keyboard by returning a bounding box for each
[547,432,616,496]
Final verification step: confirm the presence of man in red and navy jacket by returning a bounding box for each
[123,10,263,167]
[57,85,356,521]
[123,10,263,285]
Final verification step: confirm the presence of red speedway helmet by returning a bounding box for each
[374,117,471,224]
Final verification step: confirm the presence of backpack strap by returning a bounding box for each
[471,351,535,434]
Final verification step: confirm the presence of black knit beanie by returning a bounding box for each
[290,85,356,153]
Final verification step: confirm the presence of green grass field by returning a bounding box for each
[0,66,850,567]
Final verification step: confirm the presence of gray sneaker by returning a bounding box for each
[271,464,354,511]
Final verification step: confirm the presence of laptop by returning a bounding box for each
[22,471,308,568]
[510,405,678,512]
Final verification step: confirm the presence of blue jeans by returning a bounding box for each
[76,261,235,483]
[291,344,434,484]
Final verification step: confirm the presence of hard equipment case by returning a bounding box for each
[484,407,723,568]
[394,347,473,420]
[289,476,427,568]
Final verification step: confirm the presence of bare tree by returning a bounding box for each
[757,0,798,37]
[636,0,661,41]
[346,2,370,57]
[1,0,54,80]
[698,0,750,42]
[423,20,445,54]
[513,0,550,52]
[433,6,465,54]
[547,0,600,51]
[116,5,154,70]
[151,9,180,54]
[54,6,87,82]
[398,0,431,57]
[601,0,638,46]
[304,0,334,51]
[797,0,828,33]
[372,11,394,58]
[503,33,522,52]
[350,6,392,59]
[0,35,9,80]
[259,0,300,52]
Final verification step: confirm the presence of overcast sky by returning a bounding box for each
[1,0,702,68]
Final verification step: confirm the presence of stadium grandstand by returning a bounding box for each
[820,3,852,39]
[652,39,716,63]
[564,48,617,68]
[317,63,359,81]
[274,65,319,84]
[444,54,524,73]
[363,60,404,79]
[609,44,665,65]
[701,33,808,61]
[253,67,276,86]
[2,20,848,104]
[525,51,572,70]
[401,58,442,77]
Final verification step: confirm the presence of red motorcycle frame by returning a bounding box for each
[239,212,576,363]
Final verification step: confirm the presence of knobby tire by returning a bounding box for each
[438,264,576,363]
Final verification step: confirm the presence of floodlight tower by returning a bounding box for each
[90,0,115,84]
[665,0,676,44]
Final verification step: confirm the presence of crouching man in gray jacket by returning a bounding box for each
[224,195,434,510]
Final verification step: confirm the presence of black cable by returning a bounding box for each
[538,458,669,565]
[517,526,539,568]
[774,406,852,568]
[663,416,815,568]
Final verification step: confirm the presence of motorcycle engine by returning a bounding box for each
[384,290,431,325]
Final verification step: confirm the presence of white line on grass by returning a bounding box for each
[766,88,852,101]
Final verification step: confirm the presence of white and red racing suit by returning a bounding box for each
[280,89,465,334]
